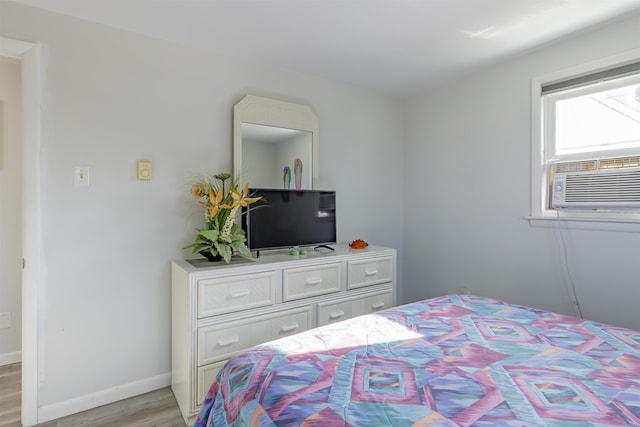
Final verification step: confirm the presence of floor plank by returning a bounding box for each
[0,363,21,427]
[0,364,187,427]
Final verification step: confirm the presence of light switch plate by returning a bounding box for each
[137,161,152,181]
[74,166,90,186]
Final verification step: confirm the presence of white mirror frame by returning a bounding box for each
[233,95,319,189]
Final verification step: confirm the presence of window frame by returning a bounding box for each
[529,48,640,230]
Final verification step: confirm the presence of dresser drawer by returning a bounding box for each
[197,361,226,408]
[317,299,353,325]
[269,308,310,340]
[347,256,393,290]
[198,306,311,365]
[360,290,394,315]
[317,290,393,326]
[197,270,277,318]
[282,263,341,302]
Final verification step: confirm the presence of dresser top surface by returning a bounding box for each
[173,244,395,274]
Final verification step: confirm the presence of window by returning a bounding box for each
[530,50,640,226]
[545,71,640,159]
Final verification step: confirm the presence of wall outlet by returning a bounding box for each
[0,312,11,329]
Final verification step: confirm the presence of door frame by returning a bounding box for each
[0,36,42,426]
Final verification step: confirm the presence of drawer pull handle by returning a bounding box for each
[305,279,322,286]
[280,323,299,333]
[329,311,345,320]
[228,290,250,299]
[217,336,239,347]
[371,302,385,309]
[365,269,378,277]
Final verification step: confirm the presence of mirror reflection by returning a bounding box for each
[233,95,319,190]
[241,123,313,190]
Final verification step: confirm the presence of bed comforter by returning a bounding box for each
[194,294,640,426]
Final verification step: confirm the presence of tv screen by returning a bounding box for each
[242,189,336,252]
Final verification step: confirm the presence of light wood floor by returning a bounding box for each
[0,363,20,426]
[0,363,187,427]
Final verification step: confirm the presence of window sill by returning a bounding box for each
[526,212,640,233]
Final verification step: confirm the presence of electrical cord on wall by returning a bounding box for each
[555,209,584,319]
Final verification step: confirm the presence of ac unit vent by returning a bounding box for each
[554,160,597,173]
[551,157,640,208]
[600,156,640,169]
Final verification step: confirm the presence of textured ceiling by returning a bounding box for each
[12,0,640,97]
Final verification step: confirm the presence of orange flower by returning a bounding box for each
[191,184,205,198]
[238,183,262,207]
[205,187,224,218]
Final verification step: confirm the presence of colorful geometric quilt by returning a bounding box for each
[193,294,640,426]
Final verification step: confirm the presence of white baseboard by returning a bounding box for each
[37,372,171,423]
[0,351,21,366]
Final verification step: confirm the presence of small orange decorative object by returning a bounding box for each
[349,239,369,249]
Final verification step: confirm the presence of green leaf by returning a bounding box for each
[215,243,232,263]
[198,229,219,242]
[191,243,212,254]
[234,243,252,258]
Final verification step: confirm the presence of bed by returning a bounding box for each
[193,294,640,426]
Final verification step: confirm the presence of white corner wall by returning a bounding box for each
[0,59,23,364]
[0,1,404,421]
[403,13,640,331]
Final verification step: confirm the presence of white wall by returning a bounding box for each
[0,59,22,363]
[404,13,640,331]
[0,1,404,419]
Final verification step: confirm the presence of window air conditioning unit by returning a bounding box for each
[551,156,640,208]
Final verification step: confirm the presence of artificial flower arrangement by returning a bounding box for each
[184,173,261,263]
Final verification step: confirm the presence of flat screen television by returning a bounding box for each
[242,188,336,254]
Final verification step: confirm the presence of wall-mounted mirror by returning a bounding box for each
[233,95,319,190]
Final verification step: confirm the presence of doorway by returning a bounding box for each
[0,57,23,365]
[0,36,42,426]
[0,56,22,364]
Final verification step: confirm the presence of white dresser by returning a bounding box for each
[171,245,396,424]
